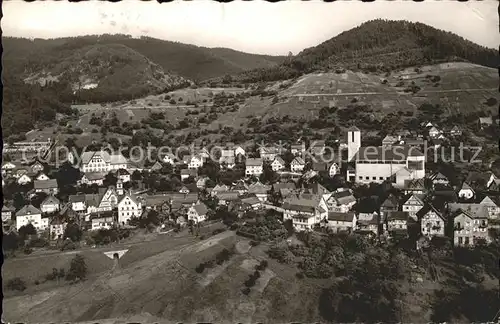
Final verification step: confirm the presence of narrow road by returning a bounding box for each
[292,88,497,97]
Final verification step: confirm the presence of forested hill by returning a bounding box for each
[231,19,499,83]
[2,35,285,81]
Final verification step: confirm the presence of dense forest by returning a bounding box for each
[2,71,74,139]
[231,19,499,83]
[2,35,285,82]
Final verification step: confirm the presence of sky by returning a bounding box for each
[2,0,498,55]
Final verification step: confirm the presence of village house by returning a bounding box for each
[479,196,500,219]
[193,146,211,161]
[69,194,87,212]
[324,212,357,233]
[40,195,61,214]
[83,194,101,216]
[229,144,245,158]
[30,160,45,174]
[211,184,230,197]
[116,169,131,183]
[453,209,489,247]
[248,181,270,202]
[80,151,128,173]
[326,189,356,213]
[34,179,59,195]
[35,172,50,181]
[16,205,47,231]
[356,212,380,236]
[382,135,398,147]
[428,126,441,139]
[219,149,236,169]
[328,163,339,178]
[217,191,240,206]
[291,142,306,156]
[401,194,425,221]
[79,172,106,186]
[240,196,262,210]
[259,146,283,161]
[117,194,142,225]
[170,193,199,212]
[283,196,328,231]
[403,178,426,195]
[245,158,263,177]
[90,211,115,231]
[458,182,475,200]
[380,194,399,222]
[417,205,446,237]
[271,156,286,172]
[478,116,493,129]
[386,211,410,232]
[161,152,177,165]
[97,186,120,212]
[291,157,306,172]
[179,185,192,194]
[187,202,209,224]
[181,168,198,181]
[49,217,67,240]
[232,181,249,195]
[183,154,204,169]
[429,172,450,186]
[2,205,14,223]
[2,162,16,174]
[449,125,462,137]
[17,173,32,185]
[196,177,209,189]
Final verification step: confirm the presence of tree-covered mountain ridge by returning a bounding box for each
[227,19,499,83]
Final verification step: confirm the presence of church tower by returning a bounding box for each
[347,126,361,162]
[116,179,124,196]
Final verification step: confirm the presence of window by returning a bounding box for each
[365,176,370,180]
[379,177,384,180]
[372,177,377,180]
[359,176,363,180]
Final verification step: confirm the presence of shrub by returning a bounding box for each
[23,246,33,255]
[212,228,226,236]
[60,240,77,251]
[250,240,260,247]
[34,280,40,285]
[296,272,304,279]
[253,270,261,280]
[28,238,49,248]
[199,235,205,240]
[7,277,26,291]
[242,287,251,295]
[66,254,87,282]
[195,263,205,273]
[244,277,256,287]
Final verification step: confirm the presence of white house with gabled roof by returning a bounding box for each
[245,158,263,176]
[291,157,306,172]
[117,194,142,225]
[271,156,286,172]
[16,205,46,231]
[458,182,475,200]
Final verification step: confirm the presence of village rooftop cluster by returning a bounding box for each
[2,121,499,250]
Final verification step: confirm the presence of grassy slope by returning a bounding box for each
[24,62,499,147]
[205,62,499,131]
